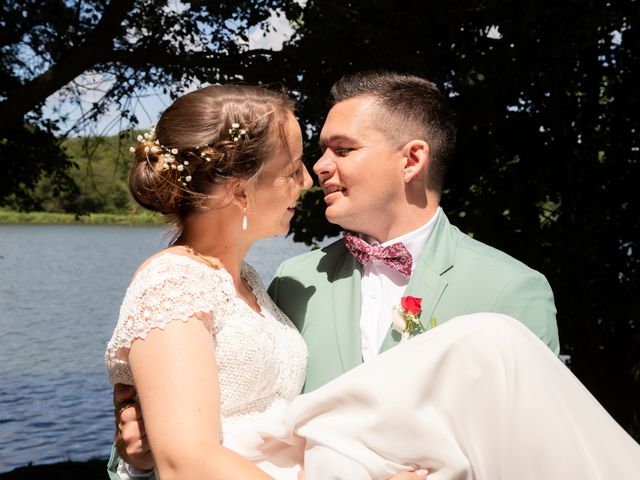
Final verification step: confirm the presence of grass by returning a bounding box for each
[0,209,164,225]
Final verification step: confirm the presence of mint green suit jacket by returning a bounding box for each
[268,212,559,393]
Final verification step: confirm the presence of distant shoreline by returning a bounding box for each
[0,459,108,479]
[0,210,163,226]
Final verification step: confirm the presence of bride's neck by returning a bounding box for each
[176,219,252,284]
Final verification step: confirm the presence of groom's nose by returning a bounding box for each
[313,151,336,181]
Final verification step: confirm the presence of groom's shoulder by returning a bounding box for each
[450,225,540,276]
[275,238,347,276]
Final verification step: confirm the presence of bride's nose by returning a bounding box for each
[301,165,313,191]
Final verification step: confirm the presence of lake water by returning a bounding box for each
[0,224,317,472]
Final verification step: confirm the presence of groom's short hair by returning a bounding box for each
[329,71,456,192]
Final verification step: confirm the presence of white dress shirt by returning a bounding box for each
[359,208,441,361]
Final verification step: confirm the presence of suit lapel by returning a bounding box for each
[330,249,363,372]
[379,211,456,353]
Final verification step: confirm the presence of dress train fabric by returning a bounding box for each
[235,313,640,479]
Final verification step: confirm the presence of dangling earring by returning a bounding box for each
[242,206,248,231]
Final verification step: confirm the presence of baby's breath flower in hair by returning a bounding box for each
[130,125,192,184]
[200,150,213,162]
[229,122,248,142]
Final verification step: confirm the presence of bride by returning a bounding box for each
[106,84,640,480]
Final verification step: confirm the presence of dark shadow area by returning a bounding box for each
[272,276,316,332]
[0,460,108,479]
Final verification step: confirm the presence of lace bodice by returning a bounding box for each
[105,253,307,441]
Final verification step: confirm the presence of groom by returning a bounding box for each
[269,71,558,393]
[110,71,559,475]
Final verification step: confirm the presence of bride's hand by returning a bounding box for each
[114,383,155,471]
[388,470,429,479]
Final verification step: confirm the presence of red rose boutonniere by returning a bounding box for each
[391,296,438,341]
[392,296,426,341]
[401,296,422,315]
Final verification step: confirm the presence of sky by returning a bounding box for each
[42,8,297,136]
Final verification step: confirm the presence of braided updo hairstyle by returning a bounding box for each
[129,84,295,227]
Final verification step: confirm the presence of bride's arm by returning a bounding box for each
[128,316,273,480]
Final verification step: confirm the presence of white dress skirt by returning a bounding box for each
[107,257,639,479]
[232,313,640,479]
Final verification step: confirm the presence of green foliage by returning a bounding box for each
[289,187,341,246]
[0,208,162,225]
[55,133,137,214]
[0,122,79,210]
[3,131,141,215]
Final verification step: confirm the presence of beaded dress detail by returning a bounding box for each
[105,253,307,442]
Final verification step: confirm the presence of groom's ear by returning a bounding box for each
[401,140,430,183]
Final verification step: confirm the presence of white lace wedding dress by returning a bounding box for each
[106,253,640,479]
[105,253,307,478]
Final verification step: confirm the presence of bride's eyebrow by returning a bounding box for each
[287,157,303,172]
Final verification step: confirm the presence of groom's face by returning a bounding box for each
[314,96,406,240]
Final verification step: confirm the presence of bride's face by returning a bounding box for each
[248,112,312,238]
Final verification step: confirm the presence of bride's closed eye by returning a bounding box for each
[285,165,302,180]
[287,168,302,178]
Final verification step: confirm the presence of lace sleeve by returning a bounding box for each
[105,255,228,384]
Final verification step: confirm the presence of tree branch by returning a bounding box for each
[106,47,277,71]
[0,0,135,130]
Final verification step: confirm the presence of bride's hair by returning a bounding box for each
[129,84,295,223]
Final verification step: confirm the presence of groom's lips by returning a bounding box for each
[322,184,346,204]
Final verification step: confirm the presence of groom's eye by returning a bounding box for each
[334,147,353,156]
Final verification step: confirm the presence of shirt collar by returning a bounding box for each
[363,207,441,270]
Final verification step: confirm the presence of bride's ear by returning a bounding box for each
[228,179,249,211]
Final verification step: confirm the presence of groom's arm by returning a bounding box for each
[108,385,156,480]
[108,448,156,480]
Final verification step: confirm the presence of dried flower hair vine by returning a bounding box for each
[129,126,192,185]
[196,122,248,163]
[129,121,248,187]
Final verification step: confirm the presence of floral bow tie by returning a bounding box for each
[343,232,413,277]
